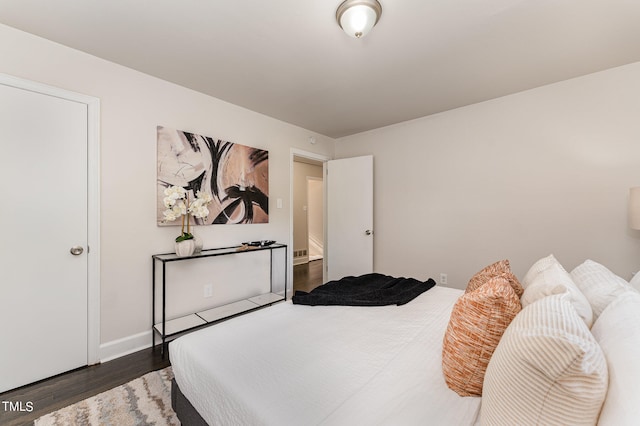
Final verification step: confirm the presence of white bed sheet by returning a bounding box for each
[170,285,481,426]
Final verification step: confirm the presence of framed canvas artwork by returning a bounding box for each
[157,126,269,225]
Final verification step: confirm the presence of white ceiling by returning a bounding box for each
[2,0,640,138]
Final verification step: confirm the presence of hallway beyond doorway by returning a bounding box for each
[293,260,323,294]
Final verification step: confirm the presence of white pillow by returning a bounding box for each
[481,293,608,426]
[570,259,633,322]
[629,271,640,292]
[591,291,640,426]
[521,254,565,289]
[521,261,593,327]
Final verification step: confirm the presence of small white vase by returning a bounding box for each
[175,239,196,257]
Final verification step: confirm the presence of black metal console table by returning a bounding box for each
[152,243,287,354]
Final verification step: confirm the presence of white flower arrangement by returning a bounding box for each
[162,185,213,242]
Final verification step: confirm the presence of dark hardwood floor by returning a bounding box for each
[0,346,169,426]
[293,259,324,293]
[0,262,322,426]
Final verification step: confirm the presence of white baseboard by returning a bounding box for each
[99,330,153,363]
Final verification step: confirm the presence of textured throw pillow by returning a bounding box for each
[466,259,523,298]
[442,276,521,396]
[521,260,593,327]
[591,291,640,426]
[481,293,608,426]
[571,259,635,322]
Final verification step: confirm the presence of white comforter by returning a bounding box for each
[170,285,480,425]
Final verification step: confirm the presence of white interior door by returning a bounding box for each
[0,83,89,392]
[326,155,374,281]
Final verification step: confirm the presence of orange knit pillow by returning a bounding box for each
[442,276,522,396]
[466,259,523,298]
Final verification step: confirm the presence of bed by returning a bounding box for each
[169,284,481,425]
[170,256,640,426]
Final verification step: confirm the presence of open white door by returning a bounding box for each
[326,155,373,281]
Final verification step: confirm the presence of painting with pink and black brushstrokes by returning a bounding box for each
[157,126,269,225]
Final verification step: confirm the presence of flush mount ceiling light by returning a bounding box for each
[336,0,382,39]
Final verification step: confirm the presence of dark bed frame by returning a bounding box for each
[171,378,209,425]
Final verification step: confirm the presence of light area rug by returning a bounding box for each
[35,367,179,426]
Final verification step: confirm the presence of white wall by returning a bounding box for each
[336,62,640,289]
[0,24,334,358]
[5,20,640,360]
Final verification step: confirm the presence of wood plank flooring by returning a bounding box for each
[293,259,324,293]
[0,260,322,426]
[0,347,169,426]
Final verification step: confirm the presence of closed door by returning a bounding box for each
[326,155,374,281]
[0,82,89,392]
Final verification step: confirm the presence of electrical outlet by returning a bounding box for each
[439,273,448,285]
[203,284,213,298]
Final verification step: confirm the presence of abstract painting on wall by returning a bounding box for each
[157,126,269,225]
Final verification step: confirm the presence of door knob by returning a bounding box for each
[70,246,84,256]
[365,230,372,235]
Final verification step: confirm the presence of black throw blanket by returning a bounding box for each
[292,273,436,307]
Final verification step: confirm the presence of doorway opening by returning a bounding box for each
[306,176,324,262]
[290,150,329,296]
